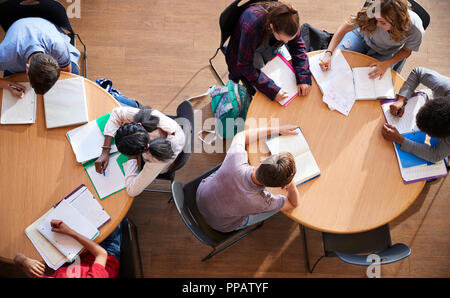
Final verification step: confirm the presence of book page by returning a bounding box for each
[25,209,67,270]
[44,77,89,129]
[261,54,298,106]
[265,128,309,157]
[67,187,110,229]
[381,94,426,134]
[1,82,36,124]
[293,151,321,186]
[353,67,376,100]
[374,69,395,99]
[67,119,118,163]
[37,200,99,261]
[84,153,126,200]
[400,160,447,183]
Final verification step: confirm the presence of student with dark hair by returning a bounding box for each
[320,0,424,79]
[196,125,300,233]
[226,1,312,102]
[95,107,185,197]
[0,17,80,95]
[382,67,450,163]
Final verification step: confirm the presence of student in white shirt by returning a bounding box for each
[95,107,185,197]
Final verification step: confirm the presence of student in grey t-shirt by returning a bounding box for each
[382,67,450,164]
[319,0,424,80]
[196,125,300,233]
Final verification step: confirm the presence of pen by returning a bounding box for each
[101,162,105,176]
[8,84,23,92]
[397,101,407,116]
[320,59,328,67]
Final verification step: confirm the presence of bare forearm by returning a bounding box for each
[384,47,411,67]
[67,230,107,265]
[327,23,354,53]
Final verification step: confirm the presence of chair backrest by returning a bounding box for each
[171,164,232,248]
[118,218,144,278]
[323,224,411,265]
[0,0,74,34]
[166,100,194,174]
[218,0,278,50]
[362,0,430,31]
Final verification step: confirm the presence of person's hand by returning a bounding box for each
[319,52,332,71]
[51,220,74,236]
[381,123,405,144]
[275,89,289,102]
[95,152,110,174]
[389,96,407,117]
[368,61,390,79]
[298,84,311,96]
[278,124,300,136]
[8,82,26,98]
[14,253,45,278]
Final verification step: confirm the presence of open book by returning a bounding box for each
[84,152,129,200]
[381,94,448,183]
[265,128,320,186]
[67,113,118,164]
[25,185,110,269]
[261,53,298,106]
[1,82,37,124]
[353,67,395,100]
[44,77,89,129]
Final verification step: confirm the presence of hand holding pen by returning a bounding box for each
[389,96,407,117]
[8,83,26,98]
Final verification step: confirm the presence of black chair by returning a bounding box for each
[301,224,411,273]
[0,0,87,77]
[118,218,144,278]
[171,164,264,262]
[143,100,194,199]
[363,0,430,73]
[209,0,277,86]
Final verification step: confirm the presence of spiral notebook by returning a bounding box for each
[1,82,37,124]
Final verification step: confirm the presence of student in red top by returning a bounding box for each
[14,219,123,278]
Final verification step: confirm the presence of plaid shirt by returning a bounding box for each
[225,5,312,100]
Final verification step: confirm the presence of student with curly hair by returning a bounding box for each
[95,107,185,197]
[382,67,450,164]
[226,1,312,102]
[319,0,424,79]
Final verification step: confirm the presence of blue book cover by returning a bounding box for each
[394,131,438,168]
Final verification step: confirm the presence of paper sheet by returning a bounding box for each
[1,82,37,124]
[381,94,426,134]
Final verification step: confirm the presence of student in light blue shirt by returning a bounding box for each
[0,17,80,95]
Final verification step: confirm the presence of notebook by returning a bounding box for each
[26,185,110,268]
[353,67,395,100]
[381,94,448,183]
[261,53,298,106]
[309,49,356,116]
[84,152,129,200]
[1,82,37,124]
[43,77,89,129]
[67,113,118,164]
[265,128,321,186]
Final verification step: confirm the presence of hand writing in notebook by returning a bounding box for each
[1,79,26,98]
[369,61,390,79]
[50,220,74,236]
[275,89,289,102]
[389,96,408,117]
[381,123,405,145]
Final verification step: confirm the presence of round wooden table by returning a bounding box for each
[246,50,425,234]
[0,72,133,263]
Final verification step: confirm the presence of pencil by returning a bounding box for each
[320,59,328,67]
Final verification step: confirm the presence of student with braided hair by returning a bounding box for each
[226,1,312,102]
[95,107,185,197]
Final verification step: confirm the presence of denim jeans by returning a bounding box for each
[235,209,280,231]
[99,219,125,260]
[337,28,403,70]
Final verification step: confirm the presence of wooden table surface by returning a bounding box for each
[246,50,425,234]
[0,72,133,263]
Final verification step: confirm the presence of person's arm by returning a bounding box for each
[369,46,412,79]
[232,124,299,147]
[0,78,26,98]
[94,107,140,173]
[280,180,300,211]
[381,124,450,163]
[50,220,107,267]
[60,63,71,73]
[287,33,312,96]
[319,23,354,71]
